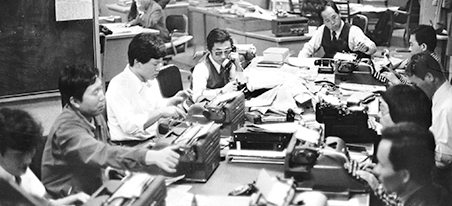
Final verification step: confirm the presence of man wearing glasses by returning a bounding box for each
[192,28,244,102]
[298,1,376,58]
[105,33,190,145]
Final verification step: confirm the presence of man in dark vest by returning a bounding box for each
[298,1,377,58]
[192,28,244,102]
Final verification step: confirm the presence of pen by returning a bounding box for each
[67,186,73,196]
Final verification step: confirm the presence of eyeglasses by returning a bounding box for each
[213,49,232,56]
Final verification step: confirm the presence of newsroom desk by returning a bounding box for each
[227,27,316,56]
[102,23,159,82]
[173,160,370,206]
[169,57,372,206]
[188,6,272,53]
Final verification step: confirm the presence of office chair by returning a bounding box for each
[333,0,351,23]
[352,14,369,34]
[388,0,419,45]
[157,64,183,98]
[164,14,193,61]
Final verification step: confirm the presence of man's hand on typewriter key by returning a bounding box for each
[168,89,192,106]
[146,145,182,173]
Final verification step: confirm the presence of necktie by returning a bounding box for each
[15,176,21,185]
[332,31,337,41]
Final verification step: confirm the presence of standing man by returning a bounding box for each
[298,1,376,58]
[42,64,181,198]
[106,33,190,144]
[191,28,244,102]
[405,51,452,191]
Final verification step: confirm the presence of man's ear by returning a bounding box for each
[420,43,428,51]
[400,169,411,184]
[424,72,435,83]
[69,96,81,109]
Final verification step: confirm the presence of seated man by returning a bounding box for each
[381,25,438,85]
[358,122,452,206]
[126,0,170,42]
[106,33,189,143]
[192,28,244,102]
[405,51,452,191]
[42,64,182,198]
[298,1,376,58]
[379,84,431,130]
[0,108,90,205]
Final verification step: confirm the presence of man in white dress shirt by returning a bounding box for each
[106,33,190,144]
[298,1,376,58]
[0,108,89,205]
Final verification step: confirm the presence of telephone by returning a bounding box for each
[284,136,369,194]
[221,45,237,70]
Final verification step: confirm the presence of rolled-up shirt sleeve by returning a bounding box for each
[349,25,377,55]
[298,26,324,58]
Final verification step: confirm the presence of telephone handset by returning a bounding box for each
[221,45,237,70]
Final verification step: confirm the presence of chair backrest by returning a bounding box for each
[166,14,188,35]
[352,14,368,34]
[157,64,183,98]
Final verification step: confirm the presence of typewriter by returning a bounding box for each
[188,91,246,138]
[153,121,221,182]
[315,99,378,143]
[334,58,385,86]
[84,174,167,206]
[284,136,370,196]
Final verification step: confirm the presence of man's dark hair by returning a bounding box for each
[206,28,234,51]
[128,33,166,66]
[59,64,99,106]
[406,51,446,80]
[317,1,340,22]
[0,108,42,155]
[381,122,435,185]
[381,84,432,129]
[411,25,437,52]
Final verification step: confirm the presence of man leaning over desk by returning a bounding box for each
[298,1,377,58]
[106,33,190,144]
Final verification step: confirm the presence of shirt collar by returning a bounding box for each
[124,65,154,93]
[331,20,345,38]
[66,105,96,130]
[0,165,16,184]
[208,54,222,71]
[432,81,449,106]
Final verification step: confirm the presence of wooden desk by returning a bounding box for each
[106,1,190,22]
[102,23,159,82]
[227,27,316,56]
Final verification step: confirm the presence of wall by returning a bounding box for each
[0,96,62,136]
